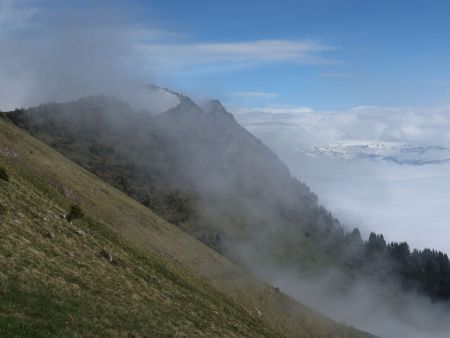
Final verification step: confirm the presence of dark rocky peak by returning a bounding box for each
[204,99,237,123]
[159,92,206,120]
[204,99,226,114]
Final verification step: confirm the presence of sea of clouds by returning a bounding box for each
[234,104,450,254]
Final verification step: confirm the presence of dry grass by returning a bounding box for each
[0,117,373,337]
[0,161,275,337]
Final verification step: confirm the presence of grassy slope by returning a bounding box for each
[0,117,372,337]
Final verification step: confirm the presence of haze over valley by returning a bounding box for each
[235,105,450,254]
[1,1,450,338]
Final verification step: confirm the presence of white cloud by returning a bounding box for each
[135,40,336,71]
[233,104,450,254]
[234,105,450,147]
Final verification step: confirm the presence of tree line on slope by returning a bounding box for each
[3,102,450,304]
[339,229,450,300]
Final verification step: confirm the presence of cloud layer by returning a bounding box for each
[235,104,450,148]
[233,104,450,253]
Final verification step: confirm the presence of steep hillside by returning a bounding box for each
[0,115,371,336]
[5,93,342,271]
[6,91,450,304]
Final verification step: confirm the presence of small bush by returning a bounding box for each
[0,167,9,182]
[99,249,114,263]
[67,204,83,222]
[0,203,6,215]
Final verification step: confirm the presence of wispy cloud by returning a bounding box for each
[0,1,340,110]
[136,40,336,71]
[232,91,278,98]
[0,0,37,30]
[234,105,314,115]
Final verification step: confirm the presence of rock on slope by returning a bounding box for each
[0,116,372,336]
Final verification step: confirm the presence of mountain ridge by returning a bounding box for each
[299,141,450,165]
[5,90,450,332]
[0,105,371,337]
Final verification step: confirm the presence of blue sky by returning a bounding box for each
[1,0,450,109]
[136,0,450,109]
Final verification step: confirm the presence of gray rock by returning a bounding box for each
[99,249,113,263]
[75,228,86,236]
[45,231,55,239]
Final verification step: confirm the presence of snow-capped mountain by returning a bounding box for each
[298,141,450,165]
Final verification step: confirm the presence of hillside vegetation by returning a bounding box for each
[0,113,371,336]
[6,92,450,302]
[4,94,339,268]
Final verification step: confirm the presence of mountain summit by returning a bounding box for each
[6,93,337,266]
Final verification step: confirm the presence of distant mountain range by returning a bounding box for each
[298,141,450,165]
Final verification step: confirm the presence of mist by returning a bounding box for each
[285,155,450,253]
[227,215,450,337]
[250,262,450,338]
[234,105,450,253]
[3,2,450,338]
[231,105,450,337]
[0,0,181,112]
